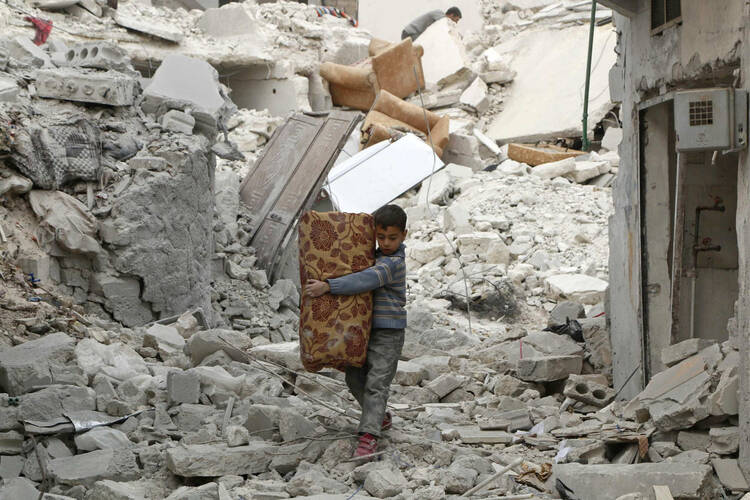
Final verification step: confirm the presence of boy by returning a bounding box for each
[304,204,408,459]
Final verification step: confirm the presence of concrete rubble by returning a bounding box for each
[0,0,742,499]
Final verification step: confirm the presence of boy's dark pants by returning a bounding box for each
[345,327,405,437]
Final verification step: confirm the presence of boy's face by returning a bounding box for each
[376,225,407,255]
[447,13,461,23]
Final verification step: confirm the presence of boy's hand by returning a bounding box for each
[305,279,330,298]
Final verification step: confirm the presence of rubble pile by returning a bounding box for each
[0,0,743,498]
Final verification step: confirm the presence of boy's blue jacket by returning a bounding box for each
[327,243,407,329]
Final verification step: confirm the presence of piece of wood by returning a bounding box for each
[507,142,585,166]
[653,485,674,500]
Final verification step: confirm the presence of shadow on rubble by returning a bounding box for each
[440,279,519,319]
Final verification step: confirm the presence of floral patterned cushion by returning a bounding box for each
[298,211,375,372]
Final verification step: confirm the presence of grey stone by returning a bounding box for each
[479,408,532,432]
[459,77,489,114]
[197,4,262,39]
[167,371,200,406]
[90,274,154,327]
[113,12,184,42]
[0,76,19,103]
[268,279,299,311]
[708,427,739,455]
[0,456,24,479]
[10,36,50,67]
[394,361,427,386]
[18,385,96,421]
[278,409,316,442]
[364,466,407,498]
[553,462,720,500]
[187,329,250,365]
[711,459,750,491]
[244,405,277,440]
[424,374,465,399]
[35,69,138,106]
[0,332,84,395]
[516,355,583,382]
[0,432,22,454]
[84,479,148,500]
[127,156,168,172]
[141,55,235,134]
[548,301,586,328]
[522,331,584,356]
[47,449,139,487]
[161,110,195,135]
[224,425,249,447]
[173,404,214,433]
[74,427,131,452]
[670,450,710,464]
[286,462,348,497]
[580,317,612,375]
[144,324,186,359]
[448,426,514,444]
[0,477,39,500]
[166,443,275,477]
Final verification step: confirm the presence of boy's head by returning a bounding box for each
[446,7,462,23]
[373,204,407,255]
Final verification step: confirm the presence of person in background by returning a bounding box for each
[401,7,462,41]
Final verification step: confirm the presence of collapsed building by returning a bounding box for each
[0,0,742,499]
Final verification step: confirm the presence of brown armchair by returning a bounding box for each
[360,89,450,158]
[319,38,426,112]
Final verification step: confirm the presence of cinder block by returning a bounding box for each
[35,68,138,106]
[51,42,132,71]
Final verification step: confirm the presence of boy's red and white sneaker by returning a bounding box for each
[353,433,378,459]
[381,412,392,431]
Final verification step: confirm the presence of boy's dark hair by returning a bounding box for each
[373,204,407,232]
[446,6,462,18]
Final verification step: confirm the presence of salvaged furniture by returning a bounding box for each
[319,38,426,111]
[360,89,449,158]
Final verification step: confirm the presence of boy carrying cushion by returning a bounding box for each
[304,204,408,459]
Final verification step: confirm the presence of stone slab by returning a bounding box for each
[166,443,275,477]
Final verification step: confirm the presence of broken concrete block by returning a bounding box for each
[127,156,168,172]
[74,427,131,452]
[278,409,317,442]
[75,339,149,382]
[418,18,473,88]
[161,110,195,135]
[166,443,275,477]
[424,374,465,399]
[0,332,84,395]
[662,338,716,368]
[187,329,250,365]
[600,127,623,152]
[708,427,739,455]
[553,462,720,500]
[267,279,299,311]
[144,324,186,359]
[443,133,483,171]
[47,449,139,487]
[531,157,578,180]
[545,274,608,305]
[364,466,408,498]
[479,408,532,432]
[563,374,614,407]
[448,426,514,444]
[567,161,609,184]
[0,76,19,103]
[10,36,50,67]
[286,462,348,497]
[114,12,183,42]
[85,480,148,500]
[459,77,489,114]
[711,459,750,491]
[141,55,235,134]
[580,317,612,375]
[710,370,739,416]
[517,355,582,382]
[0,432,23,455]
[394,361,427,386]
[167,370,200,406]
[18,385,96,421]
[244,405,277,440]
[522,331,584,356]
[35,69,138,106]
[548,301,586,328]
[51,42,131,71]
[0,477,39,500]
[0,456,24,479]
[197,4,263,40]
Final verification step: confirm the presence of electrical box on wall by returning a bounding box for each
[674,88,748,152]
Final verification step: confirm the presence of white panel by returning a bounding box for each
[324,134,444,214]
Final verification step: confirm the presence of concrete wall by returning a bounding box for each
[610,0,744,398]
[358,0,482,42]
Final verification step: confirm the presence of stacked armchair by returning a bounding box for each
[320,38,449,158]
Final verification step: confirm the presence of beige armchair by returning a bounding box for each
[319,38,426,112]
[360,90,450,158]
